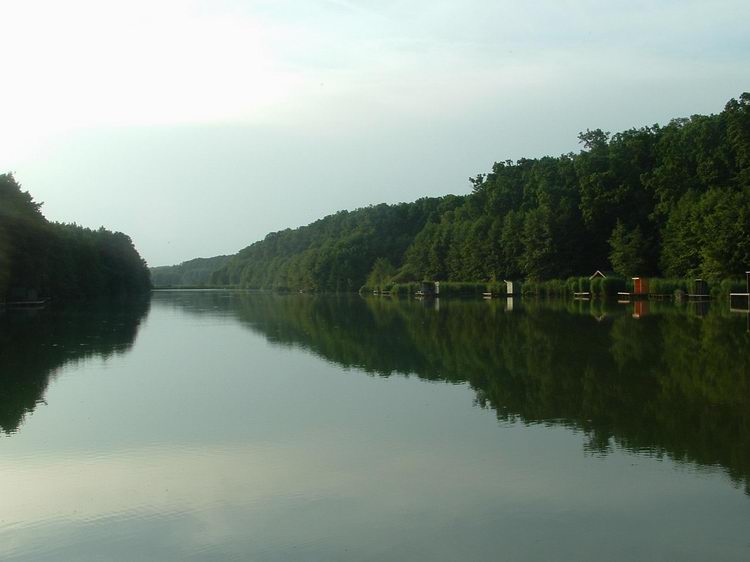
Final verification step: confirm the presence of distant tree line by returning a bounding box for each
[212,197,464,291]
[151,255,231,287]
[208,93,750,290]
[0,174,151,302]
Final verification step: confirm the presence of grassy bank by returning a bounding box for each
[361,276,748,300]
[361,281,510,298]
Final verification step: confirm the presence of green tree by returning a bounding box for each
[367,258,396,290]
[609,220,647,277]
[207,93,750,290]
[0,173,150,301]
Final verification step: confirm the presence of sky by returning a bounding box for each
[1,0,748,267]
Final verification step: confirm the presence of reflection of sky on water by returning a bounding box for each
[1,293,749,561]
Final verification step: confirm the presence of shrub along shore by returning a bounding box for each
[360,276,748,300]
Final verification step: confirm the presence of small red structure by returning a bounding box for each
[632,277,649,295]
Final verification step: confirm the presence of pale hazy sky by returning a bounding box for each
[2,0,748,266]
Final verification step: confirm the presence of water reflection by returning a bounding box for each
[153,291,750,494]
[0,297,150,433]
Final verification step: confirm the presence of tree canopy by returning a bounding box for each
[203,93,750,289]
[0,174,151,301]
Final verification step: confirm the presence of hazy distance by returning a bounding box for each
[2,0,748,266]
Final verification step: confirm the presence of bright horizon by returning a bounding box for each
[2,0,749,266]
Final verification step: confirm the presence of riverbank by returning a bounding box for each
[361,276,749,300]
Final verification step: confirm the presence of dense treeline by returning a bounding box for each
[406,93,750,281]
[0,174,151,301]
[212,94,750,291]
[151,255,231,287]
[213,197,464,291]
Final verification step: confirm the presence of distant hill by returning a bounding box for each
[207,93,750,291]
[150,255,232,287]
[212,197,464,291]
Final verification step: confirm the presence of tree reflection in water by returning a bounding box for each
[0,297,150,433]
[156,291,750,495]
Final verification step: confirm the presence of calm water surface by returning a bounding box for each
[1,292,749,561]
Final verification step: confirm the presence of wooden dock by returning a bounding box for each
[3,299,50,309]
[617,291,647,300]
[617,292,673,301]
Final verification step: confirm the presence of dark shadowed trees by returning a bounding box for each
[0,174,151,301]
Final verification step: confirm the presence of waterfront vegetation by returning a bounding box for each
[202,94,750,294]
[369,276,748,299]
[0,174,151,302]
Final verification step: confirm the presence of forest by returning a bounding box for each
[0,174,151,302]
[210,93,750,291]
[151,255,231,287]
[212,196,464,291]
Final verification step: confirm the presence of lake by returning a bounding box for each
[1,291,749,561]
